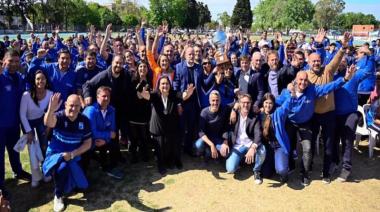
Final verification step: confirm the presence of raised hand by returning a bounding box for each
[162,20,169,33]
[276,32,283,43]
[105,23,112,36]
[341,32,352,48]
[157,25,164,37]
[315,28,327,44]
[37,49,48,59]
[138,86,150,100]
[48,93,62,113]
[344,64,357,81]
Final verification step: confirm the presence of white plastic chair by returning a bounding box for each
[355,105,368,147]
[355,104,378,158]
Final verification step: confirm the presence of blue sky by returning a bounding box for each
[87,0,380,20]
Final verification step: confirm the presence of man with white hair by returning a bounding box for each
[194,90,230,161]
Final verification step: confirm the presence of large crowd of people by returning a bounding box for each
[0,22,379,211]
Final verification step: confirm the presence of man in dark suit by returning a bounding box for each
[234,54,264,113]
[224,94,266,185]
[173,47,203,156]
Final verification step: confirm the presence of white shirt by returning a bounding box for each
[19,90,53,132]
[161,95,168,110]
[234,114,253,149]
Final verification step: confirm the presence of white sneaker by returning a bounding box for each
[53,196,64,212]
[43,176,52,183]
[31,180,39,188]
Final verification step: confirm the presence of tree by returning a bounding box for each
[149,0,187,27]
[196,2,211,28]
[218,11,231,28]
[230,0,252,29]
[281,0,314,33]
[334,12,379,30]
[313,0,345,29]
[182,0,198,29]
[252,0,281,30]
[253,0,314,33]
[123,14,139,28]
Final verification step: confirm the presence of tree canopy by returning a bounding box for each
[253,0,314,32]
[230,0,253,29]
[313,0,345,29]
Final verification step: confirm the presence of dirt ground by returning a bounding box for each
[4,140,380,212]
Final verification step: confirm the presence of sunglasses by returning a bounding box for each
[202,62,211,65]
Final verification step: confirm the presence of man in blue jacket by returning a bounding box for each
[173,47,203,156]
[276,69,355,186]
[334,54,375,182]
[75,51,102,96]
[28,49,77,103]
[82,86,124,180]
[0,50,32,197]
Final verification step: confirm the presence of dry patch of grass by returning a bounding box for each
[4,140,380,212]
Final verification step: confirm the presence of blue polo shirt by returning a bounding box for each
[49,111,92,153]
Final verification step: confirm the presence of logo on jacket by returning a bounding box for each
[79,122,84,130]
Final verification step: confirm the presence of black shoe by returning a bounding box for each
[175,161,183,169]
[322,176,331,184]
[130,154,139,164]
[301,173,310,186]
[280,175,288,183]
[158,166,167,175]
[118,156,127,163]
[338,169,351,182]
[14,170,32,182]
[254,172,263,185]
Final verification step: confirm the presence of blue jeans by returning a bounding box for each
[226,145,266,173]
[194,138,222,158]
[274,147,288,176]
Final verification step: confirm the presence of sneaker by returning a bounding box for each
[14,170,32,182]
[337,169,351,182]
[106,168,125,180]
[301,173,311,186]
[254,172,263,185]
[31,181,40,188]
[322,177,331,184]
[43,176,52,183]
[53,196,64,212]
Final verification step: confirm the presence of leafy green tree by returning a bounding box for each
[253,0,282,30]
[149,0,187,27]
[231,0,253,29]
[218,11,231,27]
[123,14,139,27]
[313,0,345,29]
[253,0,314,33]
[182,0,199,29]
[281,0,314,32]
[196,2,211,28]
[334,12,379,30]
